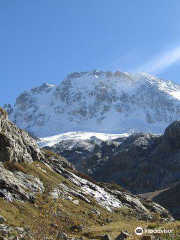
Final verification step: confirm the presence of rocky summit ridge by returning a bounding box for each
[4,70,180,137]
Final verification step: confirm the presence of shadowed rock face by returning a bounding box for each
[146,122,180,219]
[152,181,180,220]
[94,133,162,193]
[163,121,180,149]
[95,121,180,194]
[44,137,124,175]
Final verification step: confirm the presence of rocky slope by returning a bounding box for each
[46,121,180,193]
[152,181,180,220]
[43,136,125,175]
[94,121,180,195]
[5,70,180,137]
[0,108,174,239]
[139,180,180,221]
[44,121,180,220]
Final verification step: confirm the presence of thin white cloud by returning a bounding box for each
[136,46,180,74]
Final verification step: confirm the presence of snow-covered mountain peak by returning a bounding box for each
[61,70,137,96]
[28,82,56,94]
[15,83,56,106]
[4,70,180,137]
[65,70,133,82]
[66,70,104,79]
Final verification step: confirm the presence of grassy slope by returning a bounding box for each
[0,161,180,239]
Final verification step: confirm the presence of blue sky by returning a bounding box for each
[1,0,180,105]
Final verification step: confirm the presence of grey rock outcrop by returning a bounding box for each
[0,108,42,163]
[0,162,44,201]
[56,169,173,221]
[0,108,73,201]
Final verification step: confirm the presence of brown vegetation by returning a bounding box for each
[4,161,27,173]
[72,170,97,184]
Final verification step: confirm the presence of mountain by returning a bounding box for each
[44,121,180,219]
[0,107,175,239]
[42,134,127,175]
[5,70,180,137]
[93,121,180,195]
